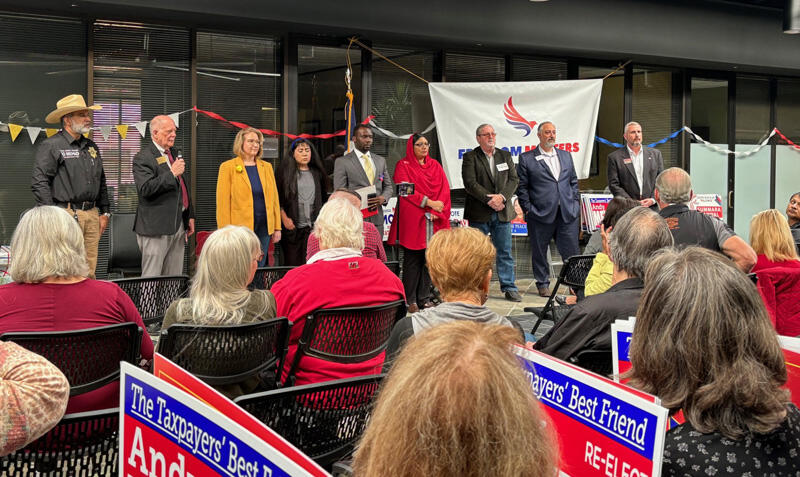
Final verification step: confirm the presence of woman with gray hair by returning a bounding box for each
[628,246,800,475]
[271,197,405,386]
[0,206,153,413]
[162,225,277,397]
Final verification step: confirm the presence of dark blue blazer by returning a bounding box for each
[516,146,580,224]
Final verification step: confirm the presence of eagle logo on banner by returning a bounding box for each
[503,97,537,137]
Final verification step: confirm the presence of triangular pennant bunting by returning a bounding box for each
[8,124,23,142]
[115,124,129,140]
[26,127,41,144]
[100,126,112,141]
[82,132,89,139]
[134,121,147,137]
[45,128,59,138]
[168,112,180,129]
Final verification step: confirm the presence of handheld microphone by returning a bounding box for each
[176,149,183,160]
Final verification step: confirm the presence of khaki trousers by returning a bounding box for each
[66,207,100,279]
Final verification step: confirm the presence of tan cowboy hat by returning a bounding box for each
[45,94,101,124]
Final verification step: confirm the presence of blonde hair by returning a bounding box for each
[353,321,557,477]
[232,127,264,159]
[181,226,267,325]
[627,247,789,440]
[425,227,495,299]
[312,197,364,250]
[750,209,799,262]
[9,206,89,282]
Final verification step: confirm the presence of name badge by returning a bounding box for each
[156,155,168,165]
[60,149,80,159]
[496,163,509,172]
[535,155,547,161]
[623,158,633,164]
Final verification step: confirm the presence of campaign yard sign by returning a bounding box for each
[779,336,800,407]
[514,346,668,477]
[120,362,326,477]
[581,194,614,232]
[611,319,636,381]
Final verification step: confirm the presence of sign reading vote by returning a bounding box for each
[514,346,668,477]
[120,362,324,477]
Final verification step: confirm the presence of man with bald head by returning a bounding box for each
[655,167,755,272]
[133,115,195,276]
[607,121,663,208]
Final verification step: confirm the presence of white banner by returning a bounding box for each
[429,79,603,188]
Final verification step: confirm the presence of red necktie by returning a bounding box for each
[167,149,189,210]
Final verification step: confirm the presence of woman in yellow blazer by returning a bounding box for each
[216,127,281,266]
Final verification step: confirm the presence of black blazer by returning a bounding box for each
[607,146,664,201]
[461,147,519,223]
[133,142,194,236]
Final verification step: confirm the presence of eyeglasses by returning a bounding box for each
[478,133,497,138]
[255,252,265,262]
[414,143,430,148]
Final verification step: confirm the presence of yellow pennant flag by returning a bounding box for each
[82,132,89,139]
[8,124,23,142]
[115,124,129,140]
[45,128,59,138]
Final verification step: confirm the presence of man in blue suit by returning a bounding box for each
[517,121,580,296]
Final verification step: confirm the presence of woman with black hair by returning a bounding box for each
[276,138,329,265]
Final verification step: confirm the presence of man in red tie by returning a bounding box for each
[133,115,195,277]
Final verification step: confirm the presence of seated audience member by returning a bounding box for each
[787,192,800,255]
[749,209,800,336]
[0,206,153,413]
[162,225,278,398]
[271,197,405,386]
[384,227,521,368]
[534,207,673,365]
[627,247,800,475]
[655,167,756,272]
[305,188,387,261]
[584,197,640,296]
[353,321,557,477]
[0,341,69,456]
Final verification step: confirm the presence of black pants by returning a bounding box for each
[402,246,432,306]
[281,226,312,266]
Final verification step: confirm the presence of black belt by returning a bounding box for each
[55,201,96,211]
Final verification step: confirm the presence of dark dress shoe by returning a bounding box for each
[504,290,522,302]
[537,287,551,297]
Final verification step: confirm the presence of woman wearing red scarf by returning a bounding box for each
[388,134,451,313]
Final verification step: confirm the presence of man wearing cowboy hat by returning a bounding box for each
[32,94,109,278]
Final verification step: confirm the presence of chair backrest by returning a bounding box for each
[107,212,141,277]
[111,275,189,332]
[249,266,294,290]
[286,300,405,383]
[0,408,119,476]
[234,375,384,470]
[559,254,597,289]
[384,260,400,277]
[157,317,290,386]
[0,323,142,396]
[571,349,613,377]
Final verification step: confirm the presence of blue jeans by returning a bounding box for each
[472,213,517,292]
[254,221,271,267]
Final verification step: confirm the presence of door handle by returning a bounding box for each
[728,191,733,208]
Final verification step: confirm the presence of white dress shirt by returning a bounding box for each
[540,147,561,180]
[627,146,644,192]
[353,147,375,181]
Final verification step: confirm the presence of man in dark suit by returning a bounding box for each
[517,121,580,297]
[333,124,393,237]
[133,115,195,277]
[462,123,521,302]
[607,121,664,208]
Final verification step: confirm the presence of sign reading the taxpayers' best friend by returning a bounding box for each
[119,362,321,477]
[514,346,668,477]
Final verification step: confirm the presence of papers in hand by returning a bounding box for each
[355,185,377,210]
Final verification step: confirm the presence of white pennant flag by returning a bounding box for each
[100,126,112,141]
[134,121,148,137]
[26,127,41,144]
[168,112,180,129]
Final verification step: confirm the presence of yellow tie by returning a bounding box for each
[362,154,375,185]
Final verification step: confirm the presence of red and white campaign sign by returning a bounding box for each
[119,358,329,477]
[688,194,723,219]
[581,194,614,232]
[514,346,668,477]
[779,336,800,406]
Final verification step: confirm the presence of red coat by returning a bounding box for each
[271,257,405,385]
[755,256,800,336]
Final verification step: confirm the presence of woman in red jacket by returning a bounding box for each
[387,134,451,313]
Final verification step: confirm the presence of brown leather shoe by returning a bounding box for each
[407,303,420,314]
[537,287,551,297]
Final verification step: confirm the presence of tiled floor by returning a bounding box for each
[483,278,557,339]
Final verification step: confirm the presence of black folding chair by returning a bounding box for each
[235,375,384,470]
[112,275,189,334]
[0,408,119,476]
[384,260,400,278]
[285,300,406,386]
[107,212,141,278]
[0,323,142,396]
[249,266,294,290]
[524,254,596,334]
[571,349,613,377]
[157,318,290,389]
